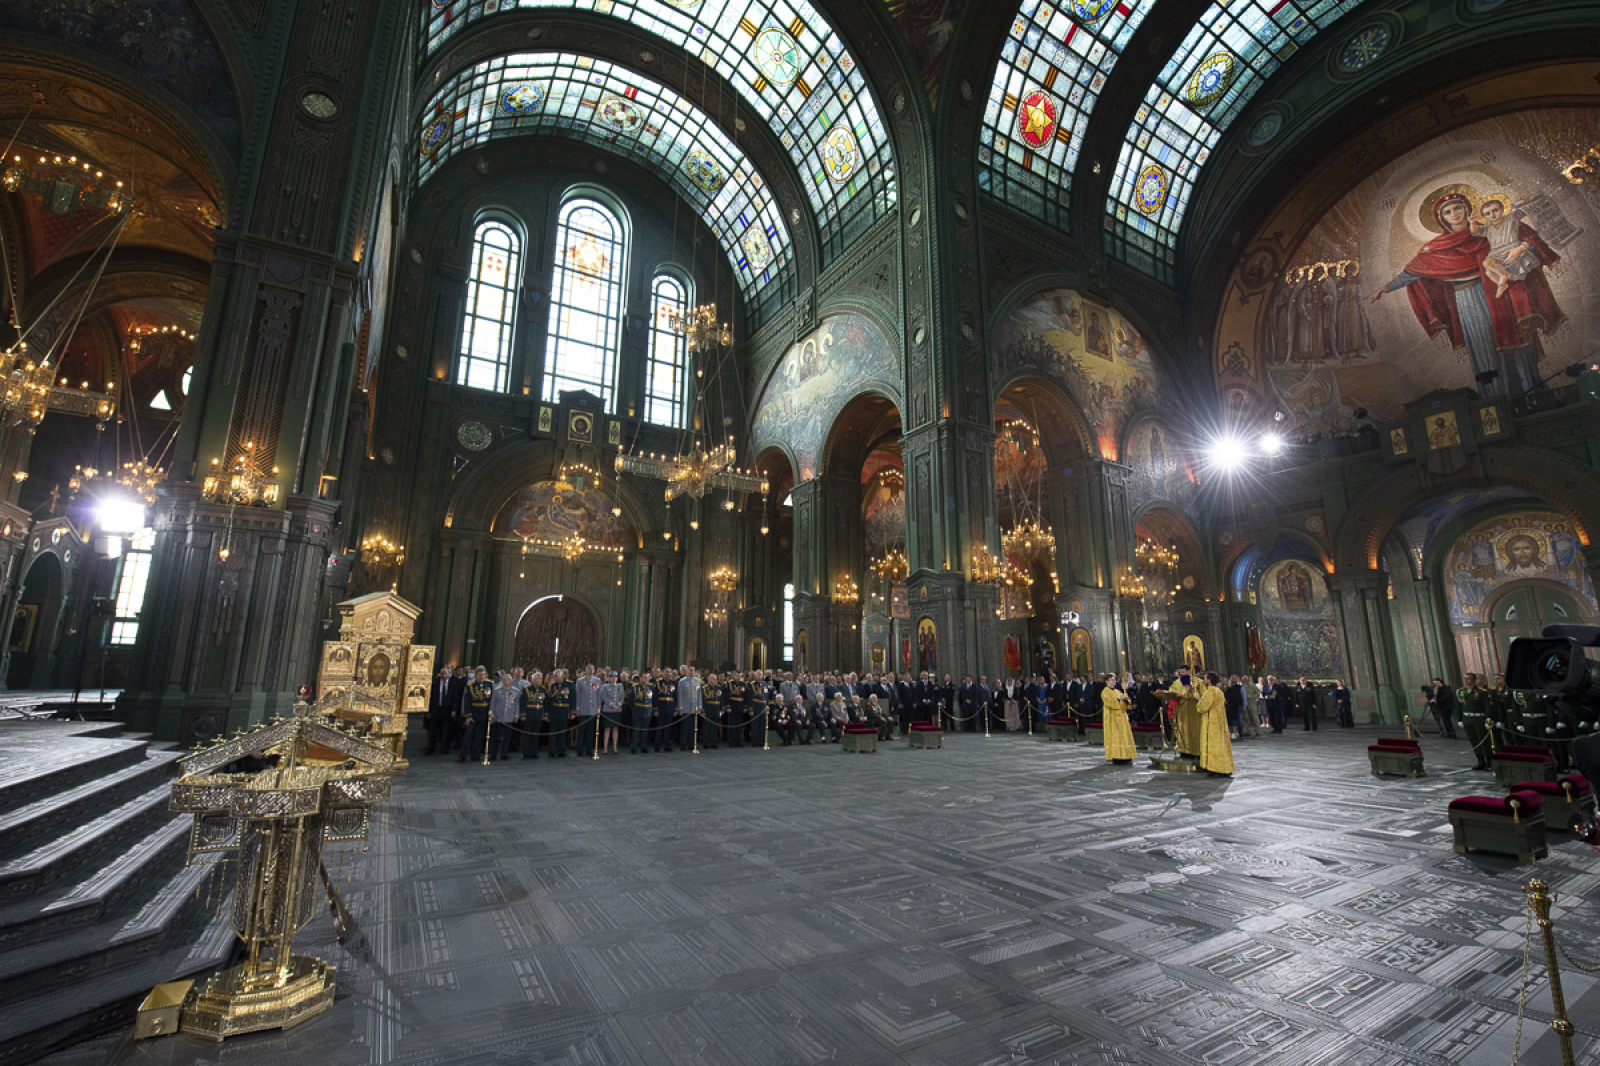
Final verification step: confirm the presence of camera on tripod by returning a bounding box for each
[1505,624,1600,784]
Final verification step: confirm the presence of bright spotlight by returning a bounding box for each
[1258,432,1285,456]
[96,496,147,535]
[1205,437,1248,472]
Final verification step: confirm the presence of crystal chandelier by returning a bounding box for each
[869,548,909,584]
[709,565,739,597]
[360,534,405,567]
[1002,518,1056,571]
[971,546,1001,584]
[615,437,768,503]
[667,303,732,355]
[834,574,860,605]
[70,458,163,504]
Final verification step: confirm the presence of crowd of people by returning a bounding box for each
[419,662,1356,765]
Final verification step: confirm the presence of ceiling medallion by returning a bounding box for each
[499,82,544,115]
[1071,0,1117,22]
[1184,53,1235,108]
[456,421,492,452]
[753,28,801,88]
[300,92,338,119]
[1017,90,1058,149]
[684,148,726,192]
[1337,24,1391,73]
[821,124,860,184]
[596,94,644,133]
[1246,110,1284,147]
[1134,162,1169,216]
[741,226,773,272]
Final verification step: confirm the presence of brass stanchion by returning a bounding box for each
[593,713,600,760]
[481,714,492,767]
[693,710,700,754]
[1525,879,1578,1066]
[984,702,991,738]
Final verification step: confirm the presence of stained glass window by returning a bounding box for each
[1106,0,1365,279]
[419,2,895,263]
[979,0,1151,232]
[546,199,626,409]
[457,220,522,392]
[110,529,155,645]
[419,53,792,320]
[646,273,690,427]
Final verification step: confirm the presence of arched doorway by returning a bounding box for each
[513,595,600,673]
[8,553,63,689]
[1482,580,1592,674]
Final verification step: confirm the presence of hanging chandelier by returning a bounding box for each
[869,548,909,584]
[202,442,280,507]
[1002,518,1055,571]
[834,574,860,605]
[709,565,739,597]
[70,458,163,504]
[615,437,767,503]
[971,546,1001,584]
[666,303,732,355]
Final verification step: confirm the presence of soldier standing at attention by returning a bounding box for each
[488,669,521,761]
[750,672,770,746]
[654,668,677,752]
[573,664,602,758]
[629,672,654,754]
[458,667,493,763]
[1456,673,1490,769]
[520,671,545,759]
[701,673,724,750]
[546,668,574,757]
[676,666,702,751]
[726,672,748,748]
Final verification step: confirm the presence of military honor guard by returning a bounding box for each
[1457,673,1492,769]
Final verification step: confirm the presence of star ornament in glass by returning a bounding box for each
[1134,162,1168,216]
[1018,91,1058,149]
[753,28,801,88]
[821,124,860,184]
[1185,53,1235,108]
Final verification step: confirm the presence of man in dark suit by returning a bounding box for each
[1296,677,1319,731]
[1265,675,1290,734]
[894,673,915,736]
[942,674,957,730]
[425,665,455,755]
[1066,674,1085,717]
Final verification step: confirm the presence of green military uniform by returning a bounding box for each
[629,678,653,753]
[547,679,573,756]
[750,680,769,747]
[654,677,678,751]
[1504,688,1569,772]
[521,684,546,759]
[1457,683,1491,770]
[458,679,493,763]
[727,678,748,748]
[702,681,724,749]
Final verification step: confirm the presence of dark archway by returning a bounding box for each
[9,553,64,689]
[513,595,600,674]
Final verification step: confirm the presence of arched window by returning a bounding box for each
[457,220,522,392]
[783,582,796,665]
[646,273,689,427]
[546,198,625,409]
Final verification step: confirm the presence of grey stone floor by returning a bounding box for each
[48,726,1600,1066]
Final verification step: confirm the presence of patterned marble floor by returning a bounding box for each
[48,725,1600,1066]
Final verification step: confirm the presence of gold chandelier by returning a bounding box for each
[834,574,860,605]
[709,565,739,597]
[202,442,280,507]
[869,548,909,584]
[615,437,768,503]
[1002,518,1055,571]
[667,303,732,354]
[971,546,1001,584]
[70,458,163,504]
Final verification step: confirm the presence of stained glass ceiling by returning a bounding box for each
[1105,0,1368,280]
[422,0,896,261]
[979,0,1151,233]
[417,52,794,303]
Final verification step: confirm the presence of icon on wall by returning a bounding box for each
[569,410,594,444]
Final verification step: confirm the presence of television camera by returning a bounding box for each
[1504,624,1600,789]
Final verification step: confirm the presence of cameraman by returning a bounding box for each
[1427,678,1458,739]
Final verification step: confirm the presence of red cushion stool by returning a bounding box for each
[1083,720,1105,746]
[1046,717,1078,743]
[1369,742,1425,778]
[1492,749,1558,789]
[1510,774,1595,831]
[908,722,942,750]
[842,726,878,754]
[1131,722,1164,752]
[1448,790,1547,864]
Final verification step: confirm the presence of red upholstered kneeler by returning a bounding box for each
[1492,750,1557,789]
[1131,722,1164,752]
[908,722,942,749]
[1369,739,1425,778]
[1083,720,1104,746]
[1448,790,1547,864]
[1511,774,1595,831]
[1046,717,1078,742]
[842,725,878,754]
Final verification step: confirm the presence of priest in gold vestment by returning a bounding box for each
[1196,672,1234,776]
[1100,674,1137,764]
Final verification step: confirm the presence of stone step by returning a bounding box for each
[0,817,190,956]
[0,729,151,817]
[0,784,175,902]
[0,857,218,1008]
[0,750,183,860]
[0,894,234,1064]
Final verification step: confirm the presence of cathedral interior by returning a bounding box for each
[2,0,1600,1063]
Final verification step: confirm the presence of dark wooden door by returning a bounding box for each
[513,596,599,673]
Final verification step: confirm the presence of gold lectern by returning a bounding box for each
[1149,690,1203,773]
[168,710,395,1040]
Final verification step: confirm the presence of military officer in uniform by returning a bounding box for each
[750,673,770,746]
[1457,672,1491,770]
[654,668,677,752]
[676,666,702,751]
[458,667,493,763]
[701,673,724,750]
[546,668,574,757]
[726,673,748,747]
[520,672,545,759]
[629,672,654,754]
